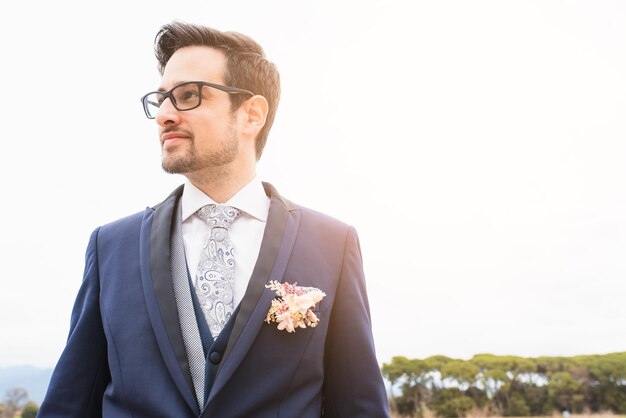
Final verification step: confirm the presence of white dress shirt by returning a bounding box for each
[181,177,270,307]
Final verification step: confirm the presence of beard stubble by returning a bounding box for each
[161,122,239,176]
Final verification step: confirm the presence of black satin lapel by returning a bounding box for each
[221,194,290,364]
[207,184,300,403]
[147,185,197,405]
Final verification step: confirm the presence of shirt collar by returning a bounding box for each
[181,177,270,222]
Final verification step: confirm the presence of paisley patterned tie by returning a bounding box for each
[194,204,241,339]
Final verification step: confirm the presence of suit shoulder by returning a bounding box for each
[292,203,356,240]
[97,210,146,237]
[266,182,353,233]
[295,204,347,226]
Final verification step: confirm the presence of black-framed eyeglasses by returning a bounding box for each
[140,81,255,119]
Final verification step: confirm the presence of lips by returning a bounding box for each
[160,131,191,148]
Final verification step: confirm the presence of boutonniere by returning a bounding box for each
[264,280,326,333]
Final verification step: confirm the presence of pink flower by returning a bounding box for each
[276,311,295,332]
[265,281,326,333]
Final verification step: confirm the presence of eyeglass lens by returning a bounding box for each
[144,83,202,118]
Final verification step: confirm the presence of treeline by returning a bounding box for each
[0,388,38,418]
[381,352,626,417]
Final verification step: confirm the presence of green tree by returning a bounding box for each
[383,352,626,416]
[21,402,39,418]
[536,356,576,375]
[433,389,476,417]
[471,354,510,413]
[1,388,29,418]
[382,355,410,413]
[504,392,531,416]
[518,382,550,416]
[441,360,479,391]
[547,371,583,413]
[382,356,431,417]
[582,352,626,413]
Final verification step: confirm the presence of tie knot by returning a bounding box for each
[196,204,241,229]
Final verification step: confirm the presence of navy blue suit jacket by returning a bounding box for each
[39,183,389,417]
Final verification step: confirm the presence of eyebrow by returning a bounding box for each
[157,80,190,92]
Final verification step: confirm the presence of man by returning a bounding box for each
[39,21,389,417]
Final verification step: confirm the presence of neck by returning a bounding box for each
[185,164,256,203]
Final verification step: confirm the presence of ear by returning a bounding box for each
[241,95,268,136]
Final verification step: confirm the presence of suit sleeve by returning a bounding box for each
[322,226,390,417]
[38,228,110,418]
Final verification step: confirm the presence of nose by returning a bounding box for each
[155,97,181,127]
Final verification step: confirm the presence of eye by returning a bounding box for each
[180,90,199,100]
[173,84,201,107]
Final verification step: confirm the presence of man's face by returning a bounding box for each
[155,46,240,175]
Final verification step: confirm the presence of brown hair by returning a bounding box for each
[154,21,281,159]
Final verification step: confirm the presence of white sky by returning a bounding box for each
[1,0,625,369]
